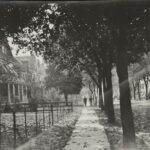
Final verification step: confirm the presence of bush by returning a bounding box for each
[29,99,38,112]
[45,88,63,102]
[4,103,12,113]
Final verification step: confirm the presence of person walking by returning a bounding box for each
[83,97,87,106]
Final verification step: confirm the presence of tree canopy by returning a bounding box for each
[0,2,42,37]
[45,63,82,99]
[3,2,150,149]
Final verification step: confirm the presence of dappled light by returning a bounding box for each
[1,1,150,150]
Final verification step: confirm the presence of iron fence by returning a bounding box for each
[0,101,73,149]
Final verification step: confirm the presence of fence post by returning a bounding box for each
[57,103,59,121]
[24,107,27,140]
[71,102,73,112]
[13,111,16,148]
[51,104,54,125]
[42,105,45,130]
[48,105,51,127]
[35,108,38,135]
[60,103,61,113]
[62,103,64,119]
[67,102,71,113]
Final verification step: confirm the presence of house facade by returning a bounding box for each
[0,37,28,104]
[15,55,46,102]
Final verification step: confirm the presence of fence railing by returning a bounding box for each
[0,101,73,149]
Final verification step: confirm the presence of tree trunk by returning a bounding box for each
[64,93,68,106]
[132,82,136,100]
[103,77,107,109]
[98,83,104,110]
[93,84,97,106]
[113,5,136,148]
[117,51,136,149]
[146,84,148,100]
[137,81,141,100]
[104,66,115,124]
[143,75,149,100]
[97,69,104,110]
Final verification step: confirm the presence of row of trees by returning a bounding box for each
[1,1,150,149]
[45,63,82,105]
[82,72,99,106]
[130,53,150,100]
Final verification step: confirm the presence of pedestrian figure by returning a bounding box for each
[83,97,87,106]
[89,97,93,106]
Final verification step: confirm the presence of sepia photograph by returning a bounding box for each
[0,0,150,150]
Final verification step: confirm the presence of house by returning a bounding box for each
[0,37,28,104]
[15,55,46,102]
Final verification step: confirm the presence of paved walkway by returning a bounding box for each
[63,107,110,150]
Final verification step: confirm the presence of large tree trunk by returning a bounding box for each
[113,4,136,149]
[97,68,104,110]
[103,77,107,109]
[98,83,104,110]
[104,66,115,124]
[98,76,104,110]
[117,51,136,149]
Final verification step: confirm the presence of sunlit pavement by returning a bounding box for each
[63,107,110,150]
[114,100,150,108]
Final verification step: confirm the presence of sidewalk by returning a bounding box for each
[63,107,110,150]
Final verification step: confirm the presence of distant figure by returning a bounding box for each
[83,97,87,106]
[89,97,93,106]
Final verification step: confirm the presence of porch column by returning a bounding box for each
[18,84,20,102]
[21,85,24,102]
[41,86,43,99]
[8,83,11,103]
[12,84,15,103]
[25,86,28,103]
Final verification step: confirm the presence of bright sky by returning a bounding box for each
[8,37,44,63]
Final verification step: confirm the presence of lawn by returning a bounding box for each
[95,105,150,150]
